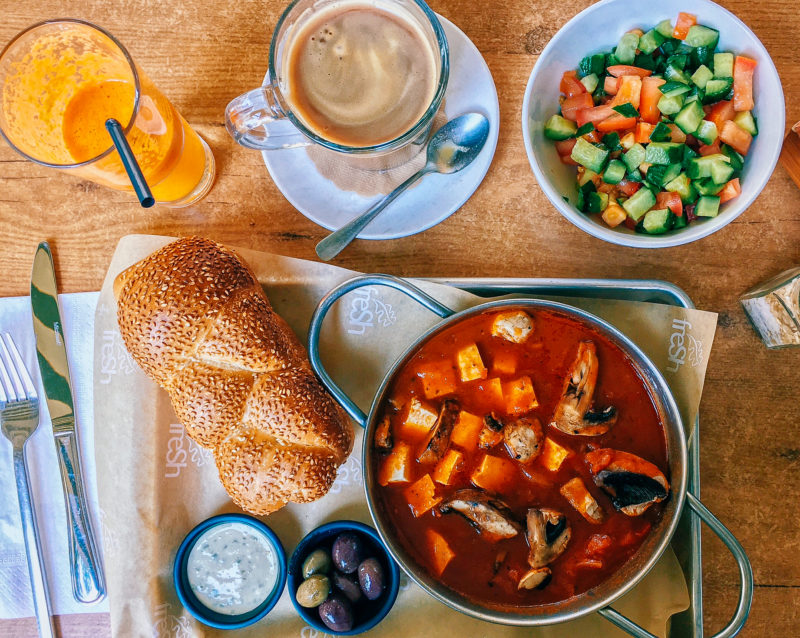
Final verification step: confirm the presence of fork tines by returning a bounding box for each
[0,333,38,404]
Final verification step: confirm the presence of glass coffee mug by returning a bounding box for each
[225,0,449,156]
[0,19,215,207]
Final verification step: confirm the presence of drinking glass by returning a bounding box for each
[0,19,215,207]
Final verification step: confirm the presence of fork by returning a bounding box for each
[0,334,55,638]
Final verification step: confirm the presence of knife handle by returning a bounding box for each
[54,432,107,603]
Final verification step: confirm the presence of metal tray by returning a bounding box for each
[427,277,702,638]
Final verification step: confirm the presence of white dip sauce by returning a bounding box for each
[186,521,278,616]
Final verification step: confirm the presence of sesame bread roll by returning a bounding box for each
[114,237,353,515]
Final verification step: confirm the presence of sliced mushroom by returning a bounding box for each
[504,417,544,463]
[526,508,571,568]
[586,448,669,516]
[550,341,618,436]
[417,399,460,464]
[374,415,393,451]
[439,488,522,539]
[518,566,552,590]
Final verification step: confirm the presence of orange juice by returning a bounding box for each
[0,20,214,206]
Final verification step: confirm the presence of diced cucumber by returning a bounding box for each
[578,54,605,78]
[695,195,721,217]
[603,132,623,151]
[733,111,758,136]
[691,45,714,69]
[634,52,658,71]
[682,145,698,166]
[667,54,688,71]
[711,160,735,185]
[645,142,684,165]
[684,87,705,105]
[650,122,673,143]
[544,114,578,140]
[623,143,647,173]
[704,78,734,103]
[694,120,718,145]
[579,73,599,94]
[672,213,688,229]
[626,168,643,182]
[642,208,676,234]
[660,81,692,98]
[674,100,706,134]
[615,32,640,65]
[586,191,609,213]
[665,172,698,204]
[713,52,734,78]
[603,159,627,184]
[658,93,685,116]
[655,19,674,38]
[721,144,745,171]
[686,154,731,180]
[638,28,666,54]
[690,65,714,90]
[571,137,610,173]
[578,168,599,186]
[622,187,657,221]
[685,25,720,48]
[659,39,679,57]
[605,52,620,68]
[695,178,727,196]
[645,163,681,188]
[664,63,691,84]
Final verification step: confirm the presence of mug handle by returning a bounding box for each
[598,492,753,638]
[307,274,456,427]
[224,74,312,150]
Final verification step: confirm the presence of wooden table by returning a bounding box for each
[1,0,798,635]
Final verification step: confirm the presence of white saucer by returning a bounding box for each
[262,15,500,240]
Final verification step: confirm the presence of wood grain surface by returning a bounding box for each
[1,0,798,636]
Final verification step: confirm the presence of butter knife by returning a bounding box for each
[31,242,106,604]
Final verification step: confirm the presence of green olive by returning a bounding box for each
[302,548,332,578]
[296,574,331,608]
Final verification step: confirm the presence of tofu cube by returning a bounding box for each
[432,449,464,485]
[540,438,571,472]
[560,477,605,524]
[473,377,504,408]
[450,411,484,451]
[491,350,517,376]
[416,360,458,399]
[502,376,539,415]
[471,454,517,493]
[491,311,534,343]
[404,473,442,517]
[378,442,413,486]
[399,397,438,439]
[456,343,487,382]
[426,529,455,576]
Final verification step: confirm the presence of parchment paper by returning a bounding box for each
[94,234,717,638]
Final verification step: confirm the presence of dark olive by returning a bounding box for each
[331,533,363,574]
[357,558,385,600]
[318,594,354,632]
[332,570,362,603]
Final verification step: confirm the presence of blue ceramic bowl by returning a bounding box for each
[288,520,400,635]
[173,513,287,629]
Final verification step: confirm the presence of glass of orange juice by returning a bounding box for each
[0,19,215,207]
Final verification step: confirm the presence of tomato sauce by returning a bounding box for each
[371,307,668,609]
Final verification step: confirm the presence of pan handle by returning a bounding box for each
[307,274,455,428]
[598,493,753,638]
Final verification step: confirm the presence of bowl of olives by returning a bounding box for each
[288,520,400,635]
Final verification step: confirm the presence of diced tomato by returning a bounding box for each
[554,138,577,156]
[607,65,653,78]
[618,179,641,197]
[718,178,742,203]
[611,76,643,109]
[673,12,697,40]
[561,93,594,122]
[706,100,736,130]
[656,191,683,216]
[597,115,637,133]
[559,154,579,165]
[635,122,655,144]
[640,77,666,124]
[604,76,620,95]
[560,70,587,98]
[584,129,603,143]
[586,534,613,557]
[720,120,753,155]
[733,55,757,112]
[623,216,638,230]
[668,123,687,143]
[575,104,615,127]
[698,140,721,156]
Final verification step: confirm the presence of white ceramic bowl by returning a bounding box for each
[521,0,785,248]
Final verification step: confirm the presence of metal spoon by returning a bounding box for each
[315,112,491,261]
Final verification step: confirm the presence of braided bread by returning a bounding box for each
[113,237,353,515]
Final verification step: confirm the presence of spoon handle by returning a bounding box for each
[316,166,432,261]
